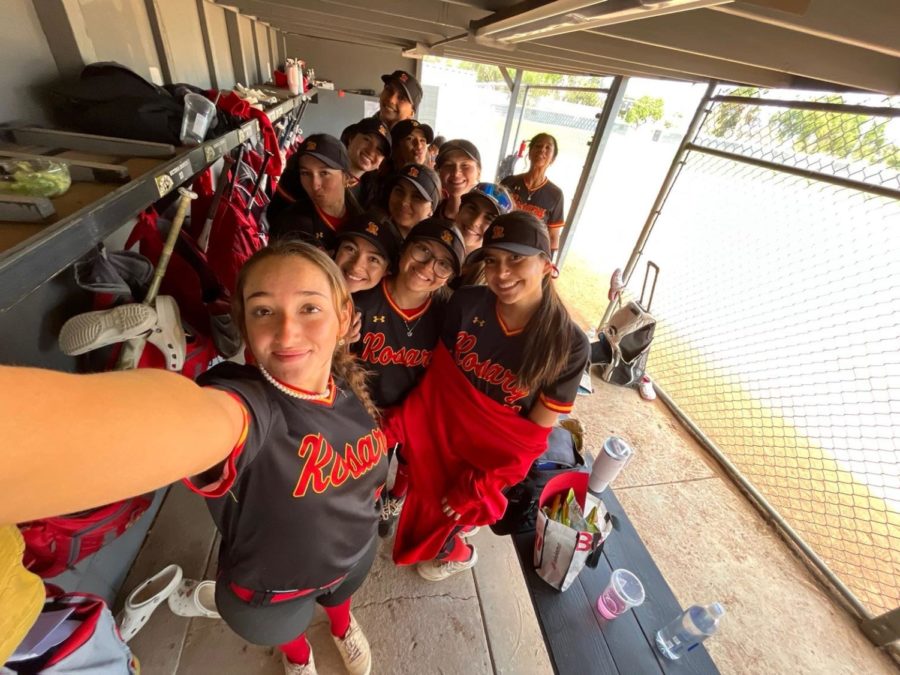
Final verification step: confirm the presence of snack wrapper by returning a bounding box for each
[533,472,613,591]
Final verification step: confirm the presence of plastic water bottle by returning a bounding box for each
[655,603,725,660]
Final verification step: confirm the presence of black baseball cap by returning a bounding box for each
[407,217,466,275]
[336,210,402,265]
[390,163,441,208]
[436,139,481,167]
[381,70,423,110]
[342,118,392,156]
[390,119,435,147]
[297,134,351,173]
[466,211,551,264]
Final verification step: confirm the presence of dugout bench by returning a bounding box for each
[512,487,720,675]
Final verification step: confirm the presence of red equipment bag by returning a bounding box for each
[205,199,265,294]
[18,496,152,578]
[135,328,220,380]
[126,208,225,337]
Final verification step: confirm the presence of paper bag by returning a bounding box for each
[533,471,613,591]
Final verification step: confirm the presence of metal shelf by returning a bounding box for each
[0,94,307,313]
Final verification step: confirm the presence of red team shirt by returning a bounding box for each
[440,286,589,416]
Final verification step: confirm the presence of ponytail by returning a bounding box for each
[518,274,574,394]
[332,344,381,422]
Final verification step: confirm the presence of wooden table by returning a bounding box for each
[513,488,719,675]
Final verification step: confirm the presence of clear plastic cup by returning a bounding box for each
[597,568,645,619]
[180,93,217,146]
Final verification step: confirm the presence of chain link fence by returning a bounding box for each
[631,85,899,618]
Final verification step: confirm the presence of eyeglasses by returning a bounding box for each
[473,183,513,214]
[408,242,455,278]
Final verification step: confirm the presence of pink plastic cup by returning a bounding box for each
[597,568,645,619]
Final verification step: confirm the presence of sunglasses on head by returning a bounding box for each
[472,183,513,214]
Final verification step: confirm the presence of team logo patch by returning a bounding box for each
[492,226,505,239]
[366,221,379,235]
[407,166,419,177]
[411,120,419,127]
[473,316,486,327]
[373,315,386,323]
[307,141,317,151]
[441,231,453,244]
[400,73,408,82]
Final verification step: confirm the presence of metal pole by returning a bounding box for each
[497,68,523,173]
[689,143,900,202]
[557,75,627,267]
[511,85,531,159]
[653,385,873,621]
[711,95,900,118]
[597,80,718,330]
[519,84,612,93]
[429,32,469,49]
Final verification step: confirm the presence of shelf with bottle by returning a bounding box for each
[0,93,307,312]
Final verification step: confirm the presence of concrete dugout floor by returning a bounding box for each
[119,376,897,674]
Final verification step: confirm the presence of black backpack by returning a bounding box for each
[51,62,185,144]
[491,426,588,536]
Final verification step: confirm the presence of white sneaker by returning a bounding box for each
[638,375,656,401]
[332,613,371,675]
[59,303,157,356]
[146,295,187,371]
[166,579,220,619]
[459,526,480,538]
[117,564,183,642]
[282,651,317,675]
[417,546,479,582]
[608,268,624,302]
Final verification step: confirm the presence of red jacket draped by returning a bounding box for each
[383,342,550,565]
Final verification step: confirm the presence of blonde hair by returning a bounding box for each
[233,241,379,420]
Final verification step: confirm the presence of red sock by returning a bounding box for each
[442,535,473,562]
[279,632,311,665]
[324,598,352,639]
[391,465,409,499]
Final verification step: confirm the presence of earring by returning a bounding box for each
[338,338,346,346]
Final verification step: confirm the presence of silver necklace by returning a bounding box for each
[403,315,424,337]
[258,365,332,401]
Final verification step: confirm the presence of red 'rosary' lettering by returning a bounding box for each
[293,428,388,497]
[454,331,529,406]
[360,332,432,368]
[514,200,548,221]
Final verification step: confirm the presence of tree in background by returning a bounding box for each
[444,59,607,107]
[770,95,899,168]
[707,86,760,137]
[705,87,898,169]
[621,95,665,128]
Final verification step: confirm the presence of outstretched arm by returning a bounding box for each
[0,366,243,524]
